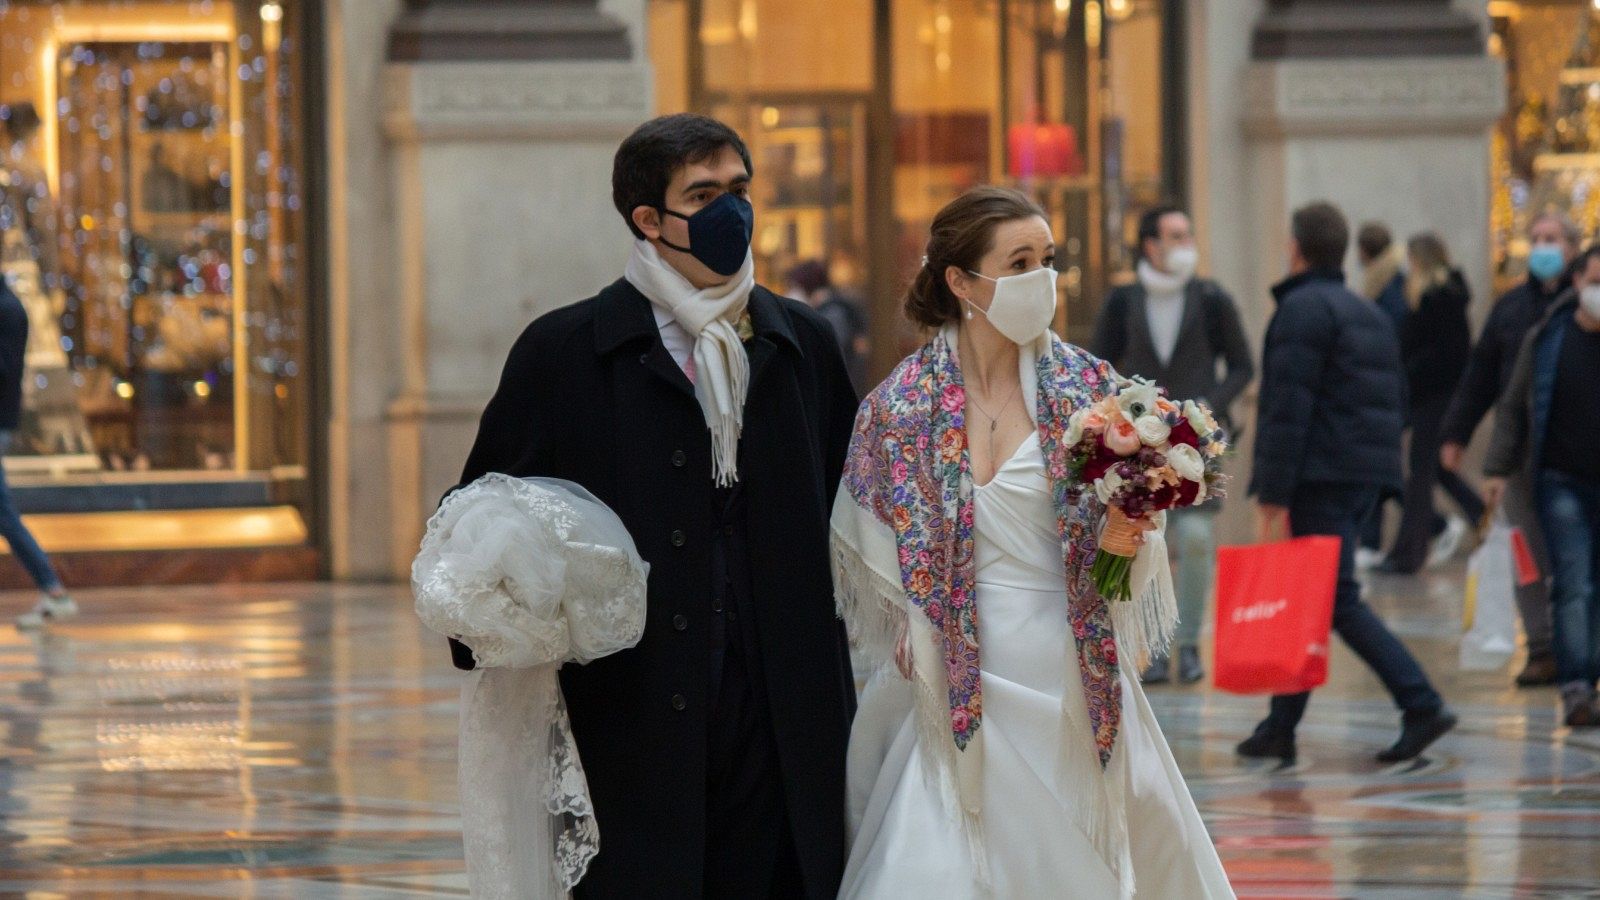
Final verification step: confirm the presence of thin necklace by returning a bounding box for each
[967,376,1022,463]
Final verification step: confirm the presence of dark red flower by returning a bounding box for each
[1169,420,1201,448]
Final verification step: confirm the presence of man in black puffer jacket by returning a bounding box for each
[1239,201,1455,766]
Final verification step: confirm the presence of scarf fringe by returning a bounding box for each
[1055,688,1136,899]
[1111,522,1180,671]
[831,528,904,663]
[833,521,992,890]
[907,623,992,892]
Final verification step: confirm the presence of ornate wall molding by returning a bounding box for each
[387,0,631,63]
[383,61,651,141]
[1245,56,1506,137]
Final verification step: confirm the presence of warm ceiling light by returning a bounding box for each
[1107,0,1133,21]
[259,2,283,23]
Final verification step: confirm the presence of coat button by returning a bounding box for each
[671,693,687,711]
[671,450,687,468]
[639,352,649,364]
[672,614,688,631]
[712,597,724,613]
[670,529,686,547]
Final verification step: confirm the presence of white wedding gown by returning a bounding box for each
[840,434,1234,899]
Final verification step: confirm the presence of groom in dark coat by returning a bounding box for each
[447,114,859,898]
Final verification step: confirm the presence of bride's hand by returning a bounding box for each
[1106,506,1158,547]
[893,617,912,679]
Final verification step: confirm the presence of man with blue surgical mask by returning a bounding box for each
[1442,211,1579,688]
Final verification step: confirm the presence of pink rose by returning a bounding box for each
[916,433,931,451]
[1081,410,1107,434]
[941,384,965,414]
[951,708,971,733]
[1105,419,1141,455]
[891,460,909,484]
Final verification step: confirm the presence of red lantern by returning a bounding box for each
[1007,122,1083,179]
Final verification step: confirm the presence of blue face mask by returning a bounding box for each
[658,192,754,277]
[1528,244,1566,282]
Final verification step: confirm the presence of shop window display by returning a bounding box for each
[649,0,1177,367]
[0,0,314,552]
[1493,1,1600,290]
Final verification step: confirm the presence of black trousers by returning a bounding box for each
[1266,483,1445,733]
[1388,395,1486,570]
[704,644,804,899]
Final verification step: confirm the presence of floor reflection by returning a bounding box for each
[0,566,1594,896]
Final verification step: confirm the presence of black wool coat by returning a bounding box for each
[1089,277,1255,433]
[1399,269,1471,411]
[447,278,859,898]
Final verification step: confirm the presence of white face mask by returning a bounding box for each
[1164,245,1199,280]
[1581,284,1600,320]
[965,266,1058,344]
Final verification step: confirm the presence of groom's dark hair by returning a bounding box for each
[613,114,753,240]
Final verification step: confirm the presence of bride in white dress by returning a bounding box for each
[832,187,1234,899]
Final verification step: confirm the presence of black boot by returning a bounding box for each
[1141,654,1170,685]
[1178,646,1204,684]
[1375,707,1457,763]
[1515,653,1558,688]
[1236,718,1296,764]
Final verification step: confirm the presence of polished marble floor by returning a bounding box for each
[0,566,1595,898]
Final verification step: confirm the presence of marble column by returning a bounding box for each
[1186,0,1503,549]
[1241,0,1504,313]
[374,0,651,576]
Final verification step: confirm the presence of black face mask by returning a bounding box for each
[658,192,754,277]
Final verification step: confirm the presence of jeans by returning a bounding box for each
[1536,470,1600,687]
[0,431,62,592]
[1389,395,1486,570]
[1170,506,1216,649]
[1266,483,1444,734]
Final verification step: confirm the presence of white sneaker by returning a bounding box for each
[1355,547,1384,571]
[1427,516,1469,569]
[16,594,78,630]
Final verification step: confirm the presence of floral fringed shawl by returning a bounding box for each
[831,325,1176,895]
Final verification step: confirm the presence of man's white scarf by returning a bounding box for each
[625,239,756,486]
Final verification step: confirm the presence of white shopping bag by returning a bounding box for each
[1461,517,1519,672]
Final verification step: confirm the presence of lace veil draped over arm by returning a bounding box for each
[413,474,648,899]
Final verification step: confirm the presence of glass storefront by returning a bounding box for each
[0,0,315,559]
[648,0,1178,367]
[1491,0,1600,291]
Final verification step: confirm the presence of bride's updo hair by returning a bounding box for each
[905,186,1047,328]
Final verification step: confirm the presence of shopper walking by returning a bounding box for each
[1378,233,1484,574]
[0,279,73,628]
[1441,212,1578,687]
[1484,244,1600,727]
[1239,201,1455,765]
[1356,222,1409,335]
[1354,222,1408,567]
[1090,203,1254,684]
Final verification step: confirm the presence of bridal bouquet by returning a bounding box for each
[1064,376,1229,602]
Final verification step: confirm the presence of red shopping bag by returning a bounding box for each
[1213,536,1341,695]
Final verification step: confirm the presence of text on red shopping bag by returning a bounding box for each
[1212,536,1341,695]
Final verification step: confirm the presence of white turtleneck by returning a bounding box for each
[1136,259,1187,367]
